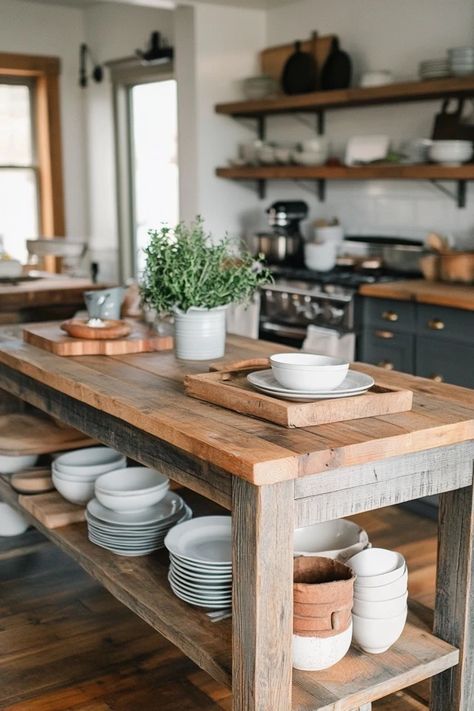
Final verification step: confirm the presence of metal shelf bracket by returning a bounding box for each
[430,179,468,208]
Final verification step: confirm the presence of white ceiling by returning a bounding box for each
[25,0,294,10]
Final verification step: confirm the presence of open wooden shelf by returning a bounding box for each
[215,76,474,117]
[216,164,474,181]
[0,476,459,710]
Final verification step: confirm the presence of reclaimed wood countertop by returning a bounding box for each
[0,276,104,312]
[359,279,474,311]
[0,327,472,485]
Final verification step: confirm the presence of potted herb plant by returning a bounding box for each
[140,218,271,360]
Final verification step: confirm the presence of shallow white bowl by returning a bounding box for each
[0,454,38,475]
[54,447,126,477]
[270,353,349,391]
[293,622,352,671]
[304,241,338,272]
[353,591,408,619]
[95,467,168,495]
[26,238,85,258]
[293,150,328,166]
[52,472,95,505]
[347,547,403,576]
[354,569,408,601]
[294,519,369,561]
[352,609,407,654]
[429,141,473,165]
[0,501,29,536]
[95,476,170,511]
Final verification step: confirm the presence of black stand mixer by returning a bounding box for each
[254,200,308,267]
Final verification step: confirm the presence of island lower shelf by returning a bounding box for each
[0,476,458,710]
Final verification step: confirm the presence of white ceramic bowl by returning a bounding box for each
[274,147,293,164]
[52,472,95,505]
[429,140,473,165]
[293,150,328,166]
[347,547,402,576]
[359,71,393,87]
[52,464,99,483]
[95,468,170,511]
[0,454,38,475]
[301,138,329,153]
[354,569,408,601]
[95,467,168,495]
[54,447,126,477]
[26,239,86,258]
[304,241,338,272]
[352,609,407,654]
[270,353,349,391]
[294,519,369,560]
[353,591,408,619]
[293,622,352,671]
[0,501,29,536]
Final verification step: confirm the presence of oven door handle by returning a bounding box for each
[260,322,309,339]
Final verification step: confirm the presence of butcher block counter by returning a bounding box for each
[0,276,104,324]
[0,329,473,711]
[359,279,474,311]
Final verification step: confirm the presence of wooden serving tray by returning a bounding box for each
[185,360,413,428]
[19,490,85,528]
[0,413,96,455]
[23,320,173,357]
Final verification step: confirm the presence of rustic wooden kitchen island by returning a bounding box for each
[0,330,473,711]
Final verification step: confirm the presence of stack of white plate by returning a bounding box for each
[419,58,450,80]
[165,516,232,609]
[86,492,191,557]
[448,47,474,76]
[247,369,375,402]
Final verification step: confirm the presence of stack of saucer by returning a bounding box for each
[448,47,474,76]
[419,58,450,80]
[165,516,232,609]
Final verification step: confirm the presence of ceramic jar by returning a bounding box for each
[293,556,355,671]
[173,306,227,360]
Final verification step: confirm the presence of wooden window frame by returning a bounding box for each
[0,52,65,249]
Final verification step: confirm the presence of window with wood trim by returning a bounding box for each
[0,53,65,266]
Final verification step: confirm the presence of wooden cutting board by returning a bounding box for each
[185,361,413,428]
[23,320,173,357]
[260,34,335,85]
[0,413,96,455]
[19,491,85,528]
[10,467,54,494]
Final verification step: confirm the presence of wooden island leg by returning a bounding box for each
[431,481,474,710]
[232,478,294,711]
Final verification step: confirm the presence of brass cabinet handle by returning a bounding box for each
[374,329,395,339]
[377,360,394,370]
[430,374,444,383]
[382,310,399,322]
[428,318,445,331]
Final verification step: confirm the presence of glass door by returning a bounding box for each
[128,79,179,277]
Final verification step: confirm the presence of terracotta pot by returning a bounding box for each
[293,556,355,639]
[294,599,353,619]
[293,608,352,636]
[293,556,355,604]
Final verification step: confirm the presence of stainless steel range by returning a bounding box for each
[259,266,401,348]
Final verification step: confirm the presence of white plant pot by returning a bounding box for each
[173,306,227,360]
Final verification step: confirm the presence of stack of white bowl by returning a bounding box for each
[293,138,329,166]
[87,468,190,557]
[419,58,450,80]
[0,453,38,475]
[448,47,474,76]
[52,447,126,505]
[165,516,232,609]
[242,75,278,100]
[347,547,408,654]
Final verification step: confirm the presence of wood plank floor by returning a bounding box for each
[0,505,437,711]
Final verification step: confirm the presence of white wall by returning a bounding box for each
[0,0,88,240]
[84,1,175,281]
[189,2,267,239]
[254,0,474,245]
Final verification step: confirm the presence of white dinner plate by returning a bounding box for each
[86,505,191,535]
[247,369,374,399]
[87,492,185,526]
[169,553,232,573]
[168,579,232,606]
[165,516,232,564]
[170,560,232,582]
[88,535,161,556]
[169,568,232,592]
